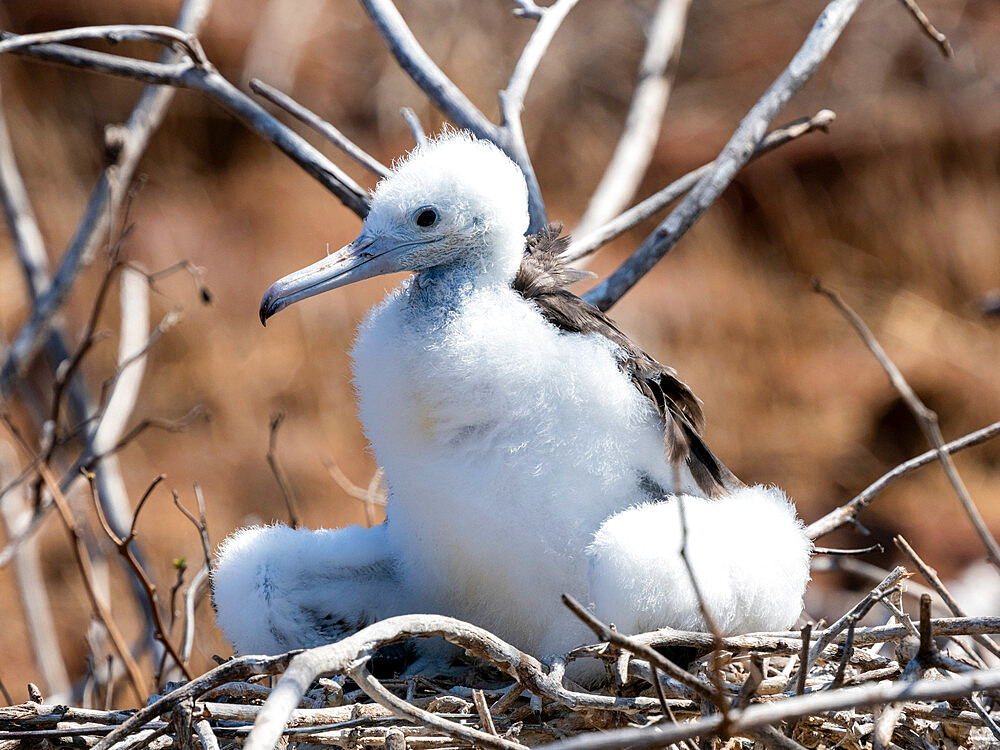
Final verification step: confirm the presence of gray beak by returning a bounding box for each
[259,235,401,325]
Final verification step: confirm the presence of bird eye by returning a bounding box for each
[415,208,438,228]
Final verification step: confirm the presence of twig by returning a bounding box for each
[532,668,1000,750]
[349,665,524,750]
[0,0,215,399]
[88,472,194,681]
[400,107,427,147]
[813,281,1000,571]
[472,689,499,736]
[674,495,730,724]
[22,454,147,703]
[193,719,220,750]
[175,483,213,575]
[250,78,390,178]
[574,0,691,240]
[510,0,543,21]
[561,593,718,704]
[583,0,864,311]
[896,0,953,57]
[181,564,209,667]
[894,535,1000,660]
[807,419,1000,540]
[0,25,207,66]
[795,623,812,696]
[0,82,48,299]
[829,619,857,689]
[266,410,300,528]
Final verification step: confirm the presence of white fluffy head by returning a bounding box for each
[363,131,530,282]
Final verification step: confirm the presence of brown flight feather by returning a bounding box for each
[514,224,742,497]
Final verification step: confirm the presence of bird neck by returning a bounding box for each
[408,235,525,311]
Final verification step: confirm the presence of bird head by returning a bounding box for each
[260,131,529,324]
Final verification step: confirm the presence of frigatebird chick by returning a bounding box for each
[216,131,811,662]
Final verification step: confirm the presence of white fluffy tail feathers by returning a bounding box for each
[586,484,812,636]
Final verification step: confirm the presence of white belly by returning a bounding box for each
[351,283,684,654]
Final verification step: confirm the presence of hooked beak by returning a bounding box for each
[259,234,405,325]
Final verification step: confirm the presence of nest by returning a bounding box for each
[3,572,1000,750]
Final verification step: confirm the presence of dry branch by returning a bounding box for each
[574,0,691,240]
[814,281,1000,571]
[583,0,865,310]
[0,0,214,399]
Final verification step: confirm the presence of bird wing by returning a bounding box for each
[514,224,742,497]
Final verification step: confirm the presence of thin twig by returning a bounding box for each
[814,280,1000,571]
[87,472,194,681]
[896,0,953,56]
[795,623,812,696]
[894,535,1000,660]
[266,410,300,528]
[807,420,1000,539]
[400,107,427,147]
[250,78,389,178]
[574,0,691,240]
[583,0,863,311]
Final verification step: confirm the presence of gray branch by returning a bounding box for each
[573,0,692,241]
[250,78,390,179]
[564,110,835,263]
[807,420,1000,540]
[584,0,864,311]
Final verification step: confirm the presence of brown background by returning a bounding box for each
[0,0,997,701]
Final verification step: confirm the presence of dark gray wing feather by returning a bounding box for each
[514,224,742,497]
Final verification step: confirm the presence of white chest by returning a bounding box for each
[349,284,676,649]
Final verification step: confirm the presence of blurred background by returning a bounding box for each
[0,0,997,706]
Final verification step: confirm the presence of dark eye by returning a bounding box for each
[415,208,438,227]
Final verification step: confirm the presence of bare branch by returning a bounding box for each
[0,443,70,699]
[894,535,1000,661]
[400,107,427,147]
[584,0,863,311]
[501,0,579,117]
[807,419,1000,540]
[358,0,498,142]
[814,281,1000,571]
[0,82,49,299]
[266,410,300,528]
[0,1,215,399]
[896,0,953,57]
[0,24,207,64]
[574,0,691,240]
[250,78,390,178]
[564,110,834,262]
